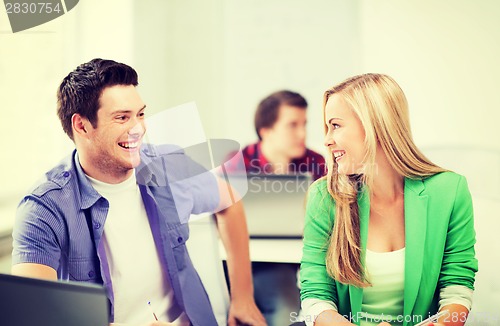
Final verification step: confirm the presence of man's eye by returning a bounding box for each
[116,116,127,121]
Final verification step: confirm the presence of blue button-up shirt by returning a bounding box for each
[12,144,220,325]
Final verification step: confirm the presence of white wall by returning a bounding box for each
[0,0,137,229]
[220,0,361,153]
[359,0,500,151]
[133,0,361,155]
[1,7,70,229]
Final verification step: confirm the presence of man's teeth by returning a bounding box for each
[119,142,138,149]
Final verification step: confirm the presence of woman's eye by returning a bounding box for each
[332,123,340,129]
[116,116,127,121]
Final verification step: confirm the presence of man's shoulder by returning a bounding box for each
[26,151,77,198]
[303,147,326,162]
[141,143,185,157]
[240,142,259,158]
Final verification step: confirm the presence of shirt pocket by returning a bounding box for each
[68,258,100,283]
[167,224,190,271]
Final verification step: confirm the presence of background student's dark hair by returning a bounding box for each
[254,90,308,140]
[57,58,139,140]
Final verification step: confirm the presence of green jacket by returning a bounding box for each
[300,172,478,326]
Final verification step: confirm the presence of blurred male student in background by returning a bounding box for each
[226,90,326,326]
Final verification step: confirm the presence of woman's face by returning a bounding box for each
[324,94,366,175]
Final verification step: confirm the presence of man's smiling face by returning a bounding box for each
[82,84,146,181]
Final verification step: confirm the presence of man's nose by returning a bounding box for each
[298,125,306,141]
[128,119,145,136]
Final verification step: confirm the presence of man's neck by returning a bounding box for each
[78,154,133,184]
[260,140,291,174]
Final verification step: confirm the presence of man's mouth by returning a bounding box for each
[118,141,139,149]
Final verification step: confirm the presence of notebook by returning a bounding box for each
[0,273,109,326]
[239,174,312,238]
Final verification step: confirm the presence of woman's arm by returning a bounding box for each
[436,175,478,326]
[430,303,469,326]
[300,180,342,325]
[314,309,354,326]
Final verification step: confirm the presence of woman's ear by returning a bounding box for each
[72,113,90,138]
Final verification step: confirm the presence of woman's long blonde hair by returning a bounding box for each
[323,73,446,287]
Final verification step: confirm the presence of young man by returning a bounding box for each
[241,90,325,180]
[11,59,265,326]
[227,91,326,326]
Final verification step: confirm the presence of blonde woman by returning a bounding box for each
[299,74,477,326]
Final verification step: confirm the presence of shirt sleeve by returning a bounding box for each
[166,151,220,218]
[12,196,62,271]
[438,175,478,291]
[300,179,339,317]
[439,285,473,311]
[302,298,338,326]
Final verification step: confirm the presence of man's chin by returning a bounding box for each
[123,154,142,169]
[289,148,307,159]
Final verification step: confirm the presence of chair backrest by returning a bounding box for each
[186,213,230,325]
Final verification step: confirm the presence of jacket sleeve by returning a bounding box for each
[438,175,478,291]
[300,179,338,305]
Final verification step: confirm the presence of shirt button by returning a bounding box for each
[63,171,70,177]
[177,237,183,243]
[93,222,101,229]
[88,270,95,278]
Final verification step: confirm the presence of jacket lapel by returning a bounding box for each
[403,177,428,323]
[348,179,428,323]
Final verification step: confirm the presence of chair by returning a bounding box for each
[187,213,230,325]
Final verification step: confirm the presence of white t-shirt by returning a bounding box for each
[359,248,405,326]
[87,173,189,326]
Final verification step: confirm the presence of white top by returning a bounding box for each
[359,248,405,326]
[87,173,189,325]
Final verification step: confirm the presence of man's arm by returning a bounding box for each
[11,263,57,280]
[214,178,266,326]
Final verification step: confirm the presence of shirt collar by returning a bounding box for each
[73,151,104,210]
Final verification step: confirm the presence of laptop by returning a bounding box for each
[0,273,109,326]
[239,174,312,239]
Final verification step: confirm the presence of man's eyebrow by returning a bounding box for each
[110,105,146,115]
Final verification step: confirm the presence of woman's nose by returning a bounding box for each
[324,131,335,148]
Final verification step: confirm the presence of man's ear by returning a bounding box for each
[259,127,270,140]
[72,113,90,138]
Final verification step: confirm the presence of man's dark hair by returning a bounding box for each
[254,90,307,140]
[57,58,139,140]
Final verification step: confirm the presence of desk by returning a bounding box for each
[219,238,303,263]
